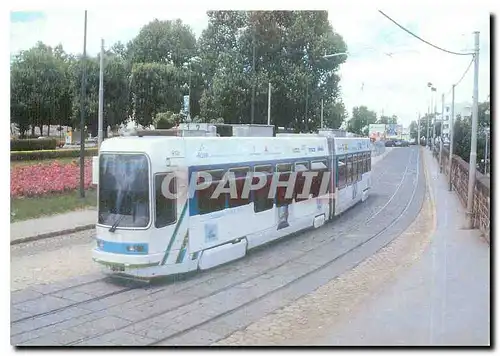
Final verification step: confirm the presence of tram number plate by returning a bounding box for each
[110,265,125,272]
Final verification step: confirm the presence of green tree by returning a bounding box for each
[130,62,186,127]
[71,52,130,137]
[320,100,347,129]
[452,100,490,170]
[128,19,197,67]
[10,42,71,137]
[409,118,427,141]
[198,11,347,130]
[153,112,177,129]
[347,106,377,135]
[378,115,398,125]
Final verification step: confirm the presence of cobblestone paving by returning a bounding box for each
[11,230,98,292]
[11,147,424,346]
[214,147,432,346]
[214,164,434,345]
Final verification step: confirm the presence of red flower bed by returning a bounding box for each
[11,159,94,198]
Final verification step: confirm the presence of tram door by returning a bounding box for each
[329,154,336,220]
[327,138,336,220]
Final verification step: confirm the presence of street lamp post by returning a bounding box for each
[427,83,435,149]
[431,87,437,151]
[466,31,480,229]
[183,56,201,122]
[448,84,455,191]
[484,126,489,175]
[79,10,87,199]
[439,92,444,173]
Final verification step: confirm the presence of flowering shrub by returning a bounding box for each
[11,159,94,197]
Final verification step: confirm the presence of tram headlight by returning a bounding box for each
[126,245,146,253]
[97,240,104,249]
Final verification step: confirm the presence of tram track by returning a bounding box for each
[149,148,422,345]
[12,147,423,346]
[11,149,408,324]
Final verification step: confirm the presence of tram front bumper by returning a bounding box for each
[92,248,164,269]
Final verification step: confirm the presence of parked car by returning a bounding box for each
[400,140,409,147]
[385,140,396,147]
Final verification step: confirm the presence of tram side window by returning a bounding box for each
[155,173,177,228]
[197,169,226,215]
[337,156,347,189]
[228,167,251,208]
[367,152,372,171]
[352,154,358,182]
[276,163,293,207]
[311,160,329,197]
[346,155,353,185]
[363,152,369,173]
[356,153,362,180]
[294,161,310,202]
[253,165,274,213]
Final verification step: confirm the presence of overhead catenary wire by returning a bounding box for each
[444,56,475,98]
[378,10,475,56]
[453,56,475,86]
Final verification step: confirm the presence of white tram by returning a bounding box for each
[92,128,372,278]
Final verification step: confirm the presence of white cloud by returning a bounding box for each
[10,8,209,56]
[329,1,493,127]
[9,1,494,128]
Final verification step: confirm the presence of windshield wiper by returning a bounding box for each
[109,214,125,233]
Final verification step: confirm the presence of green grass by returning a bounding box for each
[11,189,97,223]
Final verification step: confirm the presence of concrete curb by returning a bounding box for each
[11,224,95,246]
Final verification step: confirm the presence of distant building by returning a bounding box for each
[437,101,472,139]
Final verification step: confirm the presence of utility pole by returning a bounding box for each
[98,38,104,151]
[251,29,256,125]
[439,93,444,173]
[466,31,480,229]
[484,128,489,175]
[305,83,309,132]
[321,99,324,129]
[188,64,192,122]
[432,90,437,151]
[448,84,455,191]
[79,10,87,199]
[267,82,271,126]
[427,93,431,149]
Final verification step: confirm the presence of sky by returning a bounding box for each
[8,0,494,128]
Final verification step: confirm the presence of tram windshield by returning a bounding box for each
[98,153,150,228]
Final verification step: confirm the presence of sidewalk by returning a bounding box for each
[10,208,96,245]
[9,148,395,245]
[313,148,490,345]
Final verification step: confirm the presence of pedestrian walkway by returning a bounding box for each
[312,148,490,345]
[10,208,96,244]
[9,148,395,245]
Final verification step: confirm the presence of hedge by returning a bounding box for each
[11,138,58,151]
[11,148,98,161]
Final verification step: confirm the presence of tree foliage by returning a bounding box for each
[347,106,377,135]
[198,11,348,130]
[11,11,370,137]
[452,100,490,170]
[377,115,398,125]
